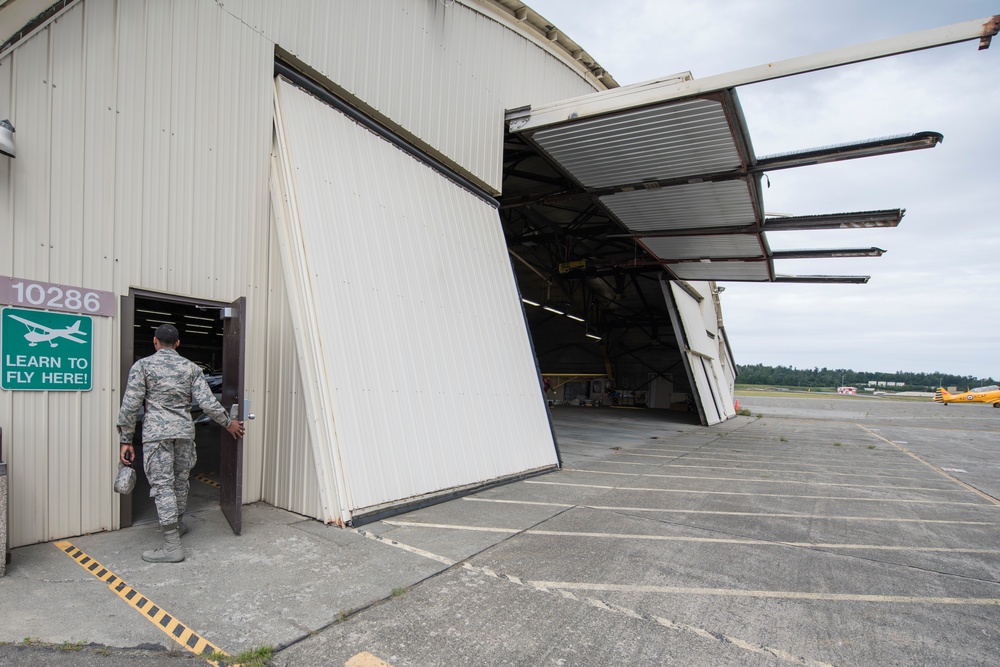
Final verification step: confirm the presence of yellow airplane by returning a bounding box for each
[934,385,1000,408]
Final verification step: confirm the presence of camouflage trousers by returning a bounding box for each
[143,439,197,527]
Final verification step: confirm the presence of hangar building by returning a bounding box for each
[1,0,994,548]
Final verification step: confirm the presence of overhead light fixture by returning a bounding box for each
[521,298,540,307]
[0,120,14,158]
[566,314,585,322]
[543,306,564,315]
[586,333,602,341]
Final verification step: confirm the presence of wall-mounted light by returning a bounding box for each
[0,120,14,158]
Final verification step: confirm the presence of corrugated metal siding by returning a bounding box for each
[600,180,756,231]
[1,0,603,544]
[643,234,762,260]
[529,98,739,189]
[0,0,273,546]
[670,261,770,282]
[259,215,325,520]
[219,0,598,193]
[273,78,556,518]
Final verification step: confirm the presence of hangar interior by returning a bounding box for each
[497,72,947,422]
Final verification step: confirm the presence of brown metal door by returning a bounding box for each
[220,297,246,534]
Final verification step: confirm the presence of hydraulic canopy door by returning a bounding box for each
[220,297,247,535]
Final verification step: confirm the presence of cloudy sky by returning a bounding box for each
[525,0,999,379]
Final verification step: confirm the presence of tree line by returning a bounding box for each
[736,364,997,391]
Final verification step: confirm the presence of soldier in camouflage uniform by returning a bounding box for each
[118,323,244,563]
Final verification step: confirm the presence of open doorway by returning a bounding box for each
[118,291,227,528]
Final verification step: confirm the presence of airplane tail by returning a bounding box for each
[68,321,81,332]
[934,387,950,403]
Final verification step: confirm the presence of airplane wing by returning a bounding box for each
[8,314,53,333]
[56,333,87,344]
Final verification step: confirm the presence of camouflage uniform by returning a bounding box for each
[117,348,231,526]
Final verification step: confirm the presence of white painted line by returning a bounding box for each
[562,468,959,493]
[527,580,1000,606]
[352,528,456,566]
[524,480,995,506]
[615,451,922,469]
[464,497,575,508]
[469,549,831,666]
[857,425,1000,507]
[465,497,997,524]
[524,529,1000,553]
[384,520,518,534]
[603,461,947,483]
[380,520,1000,553]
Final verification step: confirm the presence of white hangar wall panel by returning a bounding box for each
[220,0,600,192]
[0,0,274,546]
[259,216,326,521]
[664,280,737,427]
[272,78,557,520]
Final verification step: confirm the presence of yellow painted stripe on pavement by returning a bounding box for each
[346,651,396,667]
[193,472,221,488]
[54,541,233,665]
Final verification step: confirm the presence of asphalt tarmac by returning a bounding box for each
[1,394,998,666]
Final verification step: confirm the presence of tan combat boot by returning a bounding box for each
[142,523,185,563]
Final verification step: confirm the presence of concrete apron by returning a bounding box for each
[0,401,998,667]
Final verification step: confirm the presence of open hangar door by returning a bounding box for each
[270,70,558,525]
[499,140,700,416]
[497,21,988,421]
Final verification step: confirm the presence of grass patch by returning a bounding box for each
[779,437,788,442]
[207,646,273,667]
[736,408,752,416]
[834,441,842,447]
[391,587,406,598]
[56,641,85,652]
[868,445,877,449]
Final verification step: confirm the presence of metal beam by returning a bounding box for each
[764,209,904,231]
[507,15,999,133]
[773,275,871,284]
[754,132,942,171]
[771,247,886,259]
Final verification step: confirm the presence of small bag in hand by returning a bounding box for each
[114,463,136,494]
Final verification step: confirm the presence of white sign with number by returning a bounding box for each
[0,276,115,317]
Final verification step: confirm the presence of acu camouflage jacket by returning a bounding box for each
[117,348,231,444]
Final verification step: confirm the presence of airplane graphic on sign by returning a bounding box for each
[7,314,88,348]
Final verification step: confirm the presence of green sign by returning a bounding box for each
[2,307,93,391]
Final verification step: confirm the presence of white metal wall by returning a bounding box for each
[218,0,599,193]
[0,0,603,544]
[272,78,557,521]
[0,0,273,546]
